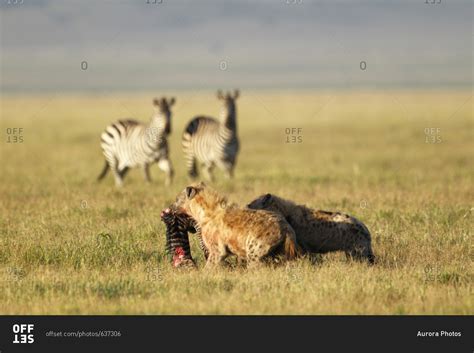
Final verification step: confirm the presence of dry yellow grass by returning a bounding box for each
[0,90,472,314]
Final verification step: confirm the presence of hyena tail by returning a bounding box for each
[97,161,110,181]
[283,235,302,260]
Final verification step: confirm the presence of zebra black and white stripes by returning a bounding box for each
[161,207,197,268]
[98,97,175,187]
[182,90,240,181]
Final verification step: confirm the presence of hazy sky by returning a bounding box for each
[0,0,472,92]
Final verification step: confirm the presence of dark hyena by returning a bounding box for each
[247,194,375,264]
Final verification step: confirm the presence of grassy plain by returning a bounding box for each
[0,90,472,314]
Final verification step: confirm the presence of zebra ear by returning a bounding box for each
[217,90,224,100]
[153,98,160,107]
[168,97,176,106]
[186,186,197,200]
[233,90,240,100]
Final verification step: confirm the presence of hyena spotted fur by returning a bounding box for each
[174,183,301,268]
[247,194,375,264]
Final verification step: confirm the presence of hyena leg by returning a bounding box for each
[245,240,270,268]
[236,257,247,267]
[204,253,226,269]
[246,255,264,269]
[142,163,152,182]
[204,241,229,268]
[158,159,174,186]
[346,240,375,264]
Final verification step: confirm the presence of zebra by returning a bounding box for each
[162,205,209,262]
[182,90,240,181]
[160,207,197,268]
[97,97,175,187]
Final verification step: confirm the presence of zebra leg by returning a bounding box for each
[112,167,124,187]
[119,167,130,179]
[158,159,173,186]
[114,166,129,187]
[224,164,235,179]
[97,161,110,182]
[217,160,234,179]
[143,163,152,183]
[107,157,124,187]
[203,163,215,182]
[186,155,198,180]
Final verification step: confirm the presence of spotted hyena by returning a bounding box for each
[174,183,301,268]
[247,194,375,264]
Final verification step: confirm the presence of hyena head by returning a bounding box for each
[174,182,226,221]
[247,193,292,218]
[152,97,176,135]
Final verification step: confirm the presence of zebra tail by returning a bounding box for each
[182,134,198,178]
[97,161,110,181]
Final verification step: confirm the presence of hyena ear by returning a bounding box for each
[217,90,224,100]
[168,97,176,106]
[262,193,272,206]
[186,186,197,200]
[233,89,240,100]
